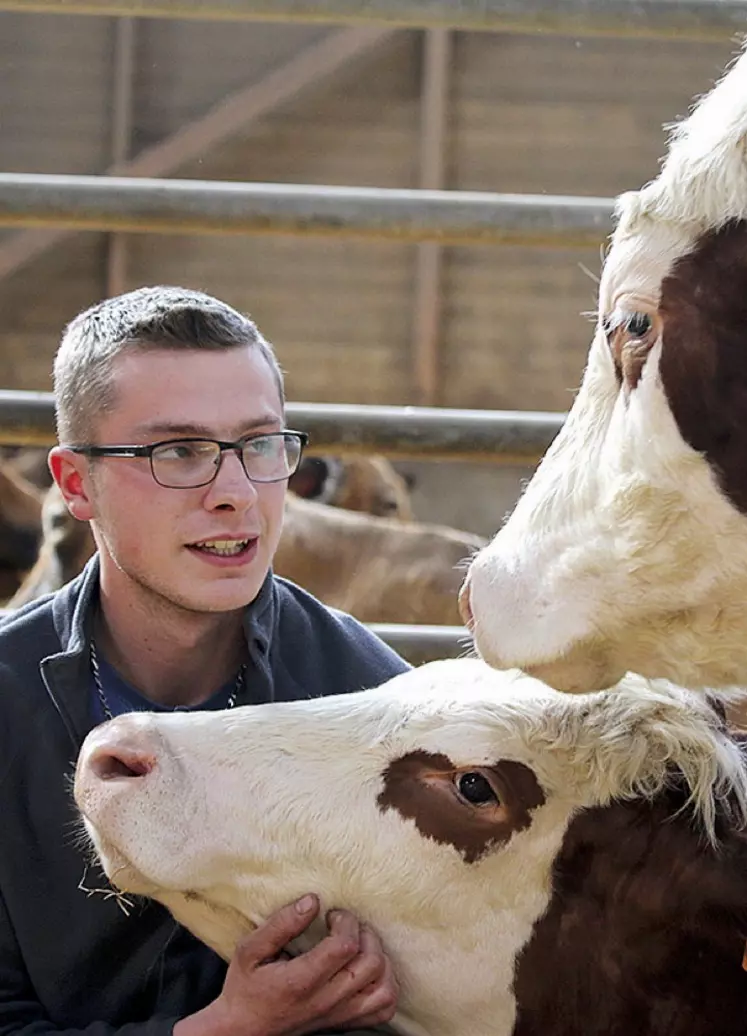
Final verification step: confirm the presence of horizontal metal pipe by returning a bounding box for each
[0,607,468,659]
[0,174,615,248]
[369,623,471,664]
[0,390,565,462]
[0,0,742,41]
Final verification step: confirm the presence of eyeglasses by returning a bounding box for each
[68,431,309,489]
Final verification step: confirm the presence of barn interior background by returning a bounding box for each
[0,0,740,650]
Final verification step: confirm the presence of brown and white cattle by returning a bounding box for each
[0,462,43,600]
[462,43,747,693]
[9,480,94,608]
[12,484,482,626]
[289,454,414,520]
[75,661,747,1036]
[275,495,483,625]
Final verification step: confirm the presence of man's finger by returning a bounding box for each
[281,908,362,991]
[324,963,400,1033]
[235,895,319,969]
[321,923,387,1000]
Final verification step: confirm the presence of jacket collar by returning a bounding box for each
[43,554,278,750]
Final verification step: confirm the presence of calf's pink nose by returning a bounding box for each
[87,744,156,781]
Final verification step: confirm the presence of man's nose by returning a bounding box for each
[204,449,259,508]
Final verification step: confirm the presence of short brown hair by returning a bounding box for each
[54,285,285,442]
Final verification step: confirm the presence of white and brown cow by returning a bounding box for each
[75,660,747,1036]
[462,43,747,694]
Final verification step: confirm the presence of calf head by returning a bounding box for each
[74,661,747,1036]
[9,483,94,607]
[0,462,43,574]
[289,455,414,520]
[463,44,747,692]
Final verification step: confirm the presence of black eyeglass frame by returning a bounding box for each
[66,430,310,488]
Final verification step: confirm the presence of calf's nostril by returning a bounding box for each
[89,748,155,781]
[458,579,474,627]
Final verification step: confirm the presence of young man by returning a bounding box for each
[0,286,409,1036]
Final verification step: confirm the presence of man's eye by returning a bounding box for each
[157,443,205,461]
[245,437,277,457]
[625,312,652,337]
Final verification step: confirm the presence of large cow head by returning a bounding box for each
[462,45,747,692]
[74,661,747,1036]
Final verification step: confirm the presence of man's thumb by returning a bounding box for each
[237,895,319,966]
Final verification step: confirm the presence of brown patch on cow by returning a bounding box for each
[659,219,747,514]
[511,778,747,1035]
[377,750,545,863]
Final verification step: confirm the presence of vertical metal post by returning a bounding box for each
[411,27,450,405]
[106,17,136,297]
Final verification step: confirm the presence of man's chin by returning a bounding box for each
[175,567,270,614]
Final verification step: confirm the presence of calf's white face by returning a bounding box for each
[464,47,747,692]
[74,660,744,1036]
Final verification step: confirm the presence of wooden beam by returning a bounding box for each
[106,17,136,297]
[0,24,395,284]
[0,0,741,42]
[411,27,450,406]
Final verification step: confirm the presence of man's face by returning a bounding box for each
[61,346,287,614]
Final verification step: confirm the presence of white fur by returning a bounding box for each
[465,41,747,692]
[74,660,747,1036]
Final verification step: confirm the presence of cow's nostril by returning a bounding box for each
[90,748,155,781]
[458,579,474,628]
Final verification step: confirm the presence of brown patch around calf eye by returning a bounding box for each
[659,219,747,514]
[377,750,545,864]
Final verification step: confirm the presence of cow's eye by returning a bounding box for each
[625,312,652,337]
[456,771,499,806]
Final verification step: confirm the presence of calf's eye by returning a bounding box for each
[625,312,652,337]
[456,771,499,806]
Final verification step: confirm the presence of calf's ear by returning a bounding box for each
[288,457,332,499]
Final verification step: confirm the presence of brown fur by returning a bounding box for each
[0,447,54,490]
[377,751,545,864]
[0,462,44,599]
[275,495,485,625]
[9,483,94,608]
[288,455,413,520]
[659,220,747,514]
[512,776,747,1035]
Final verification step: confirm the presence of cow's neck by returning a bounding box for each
[511,788,747,1035]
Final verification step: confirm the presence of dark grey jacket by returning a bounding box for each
[0,558,409,1036]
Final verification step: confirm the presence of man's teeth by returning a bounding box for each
[195,539,251,556]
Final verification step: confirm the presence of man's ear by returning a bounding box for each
[48,447,95,522]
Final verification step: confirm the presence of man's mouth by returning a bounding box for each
[189,538,257,558]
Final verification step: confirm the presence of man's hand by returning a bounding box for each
[174,894,399,1036]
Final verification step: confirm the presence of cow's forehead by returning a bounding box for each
[599,203,696,314]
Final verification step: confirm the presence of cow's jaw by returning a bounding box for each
[466,215,747,692]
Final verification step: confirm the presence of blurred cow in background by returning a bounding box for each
[289,454,414,520]
[0,463,44,600]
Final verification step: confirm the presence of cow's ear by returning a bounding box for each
[288,457,331,499]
